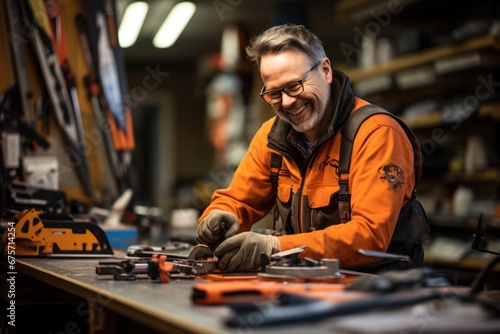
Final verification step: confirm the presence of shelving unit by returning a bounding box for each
[346,35,500,83]
[336,0,500,283]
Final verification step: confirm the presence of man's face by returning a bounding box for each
[260,50,332,141]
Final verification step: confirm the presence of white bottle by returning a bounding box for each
[453,186,473,216]
[464,136,487,174]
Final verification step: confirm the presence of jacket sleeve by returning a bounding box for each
[278,115,416,268]
[198,118,277,232]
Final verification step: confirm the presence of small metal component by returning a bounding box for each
[260,258,344,279]
[270,246,306,258]
[187,244,214,260]
[259,246,344,279]
[126,244,191,258]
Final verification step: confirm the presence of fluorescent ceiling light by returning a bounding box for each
[153,2,196,48]
[118,1,149,48]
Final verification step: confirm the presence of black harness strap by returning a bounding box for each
[269,152,283,231]
[269,152,283,191]
[338,105,422,222]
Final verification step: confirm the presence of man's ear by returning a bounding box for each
[322,57,333,84]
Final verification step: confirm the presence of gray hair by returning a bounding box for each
[245,24,326,67]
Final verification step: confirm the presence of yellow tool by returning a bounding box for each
[4,209,113,257]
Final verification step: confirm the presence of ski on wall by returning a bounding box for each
[80,0,134,151]
[75,4,133,193]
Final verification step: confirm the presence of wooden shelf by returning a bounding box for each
[425,253,500,271]
[400,103,500,129]
[335,0,380,12]
[400,110,443,129]
[478,103,500,119]
[428,213,500,230]
[344,35,500,83]
[334,0,425,23]
[445,169,500,184]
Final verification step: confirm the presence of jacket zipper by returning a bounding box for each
[298,148,322,233]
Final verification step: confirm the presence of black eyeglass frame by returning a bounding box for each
[259,62,321,104]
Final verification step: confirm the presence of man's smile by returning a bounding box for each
[285,102,308,116]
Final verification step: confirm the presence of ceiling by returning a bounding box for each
[116,0,355,67]
[116,0,494,68]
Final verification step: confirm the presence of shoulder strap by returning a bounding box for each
[269,152,283,231]
[338,104,422,222]
[269,152,282,191]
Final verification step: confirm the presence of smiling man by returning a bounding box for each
[196,24,429,274]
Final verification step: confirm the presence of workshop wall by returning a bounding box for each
[0,0,130,206]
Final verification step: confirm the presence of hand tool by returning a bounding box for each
[96,244,217,282]
[191,280,347,305]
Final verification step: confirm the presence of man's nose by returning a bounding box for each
[281,92,298,108]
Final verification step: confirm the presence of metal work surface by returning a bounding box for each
[13,257,500,334]
[14,257,332,334]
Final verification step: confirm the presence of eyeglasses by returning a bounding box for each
[260,62,320,104]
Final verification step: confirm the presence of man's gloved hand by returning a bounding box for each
[196,210,240,248]
[214,232,280,272]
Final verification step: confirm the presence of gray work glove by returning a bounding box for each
[196,210,240,248]
[214,232,280,272]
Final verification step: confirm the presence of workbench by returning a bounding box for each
[2,256,336,334]
[2,256,500,333]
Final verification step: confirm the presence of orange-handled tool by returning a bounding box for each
[191,280,347,305]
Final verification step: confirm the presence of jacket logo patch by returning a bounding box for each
[279,170,291,177]
[379,163,405,189]
[316,155,339,171]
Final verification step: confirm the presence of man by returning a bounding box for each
[196,24,428,273]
